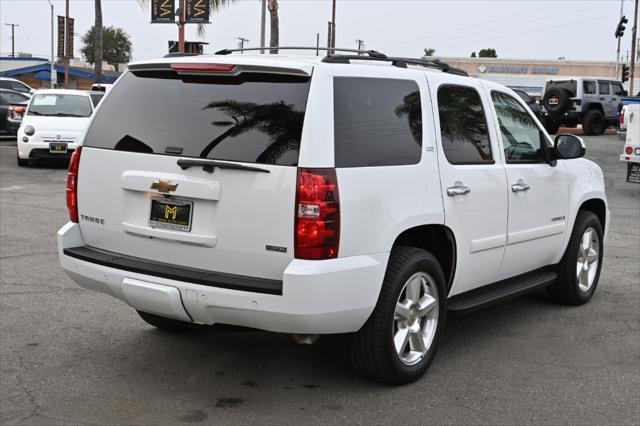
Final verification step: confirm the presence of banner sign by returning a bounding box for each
[185,0,209,23]
[151,0,175,23]
[66,17,74,58]
[57,16,65,58]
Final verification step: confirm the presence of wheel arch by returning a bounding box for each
[579,198,607,234]
[583,102,605,115]
[391,225,457,293]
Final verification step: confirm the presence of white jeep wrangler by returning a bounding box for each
[58,49,609,385]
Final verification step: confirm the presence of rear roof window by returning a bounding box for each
[83,71,311,166]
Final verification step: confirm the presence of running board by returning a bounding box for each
[447,270,557,312]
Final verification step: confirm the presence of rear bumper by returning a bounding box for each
[58,222,388,334]
[17,140,79,160]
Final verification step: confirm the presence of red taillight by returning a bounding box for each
[66,147,81,223]
[626,146,633,155]
[295,168,340,260]
[620,110,625,124]
[170,63,236,72]
[14,106,25,114]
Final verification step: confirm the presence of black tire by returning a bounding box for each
[137,310,199,332]
[543,87,570,115]
[582,110,605,136]
[350,247,446,385]
[547,211,603,305]
[16,157,28,167]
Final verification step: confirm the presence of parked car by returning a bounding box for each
[0,88,30,136]
[57,52,609,385]
[619,104,640,184]
[0,77,34,95]
[17,89,96,166]
[540,78,625,135]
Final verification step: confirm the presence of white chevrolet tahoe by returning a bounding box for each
[58,49,609,385]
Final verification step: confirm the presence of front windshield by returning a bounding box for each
[28,93,92,117]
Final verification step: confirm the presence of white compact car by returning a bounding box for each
[17,89,96,166]
[58,49,609,385]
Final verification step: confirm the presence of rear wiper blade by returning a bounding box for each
[52,113,84,117]
[177,158,270,174]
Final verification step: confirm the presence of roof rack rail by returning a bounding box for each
[163,52,204,58]
[322,54,469,76]
[215,46,387,58]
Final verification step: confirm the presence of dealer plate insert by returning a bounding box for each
[149,196,193,232]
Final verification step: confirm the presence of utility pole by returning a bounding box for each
[260,0,266,54]
[5,23,19,57]
[64,0,69,88]
[178,0,186,53]
[237,36,249,51]
[356,38,364,54]
[47,1,54,88]
[331,0,337,51]
[616,0,625,77]
[316,33,320,56]
[630,0,639,94]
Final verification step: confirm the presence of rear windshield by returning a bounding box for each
[84,71,311,166]
[28,93,92,117]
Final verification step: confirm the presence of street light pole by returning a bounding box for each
[616,0,624,78]
[48,0,55,88]
[630,0,639,94]
[64,0,69,89]
[260,0,266,54]
[178,0,185,53]
[331,0,336,50]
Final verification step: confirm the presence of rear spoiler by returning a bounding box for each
[128,62,310,78]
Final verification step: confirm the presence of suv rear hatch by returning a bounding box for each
[75,61,312,281]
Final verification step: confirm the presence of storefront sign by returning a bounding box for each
[151,0,175,23]
[478,64,561,75]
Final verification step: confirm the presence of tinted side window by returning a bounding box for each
[491,91,547,163]
[583,81,597,95]
[334,77,422,168]
[598,81,610,95]
[437,85,492,164]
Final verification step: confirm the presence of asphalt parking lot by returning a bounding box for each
[1,135,638,425]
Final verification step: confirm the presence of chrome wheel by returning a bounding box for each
[576,227,600,292]
[393,272,439,366]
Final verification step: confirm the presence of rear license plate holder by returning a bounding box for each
[49,142,68,153]
[148,197,193,232]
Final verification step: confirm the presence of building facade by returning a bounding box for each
[436,57,639,97]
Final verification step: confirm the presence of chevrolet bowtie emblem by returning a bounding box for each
[150,179,178,193]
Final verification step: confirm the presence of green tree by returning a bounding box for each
[423,47,436,57]
[478,48,497,58]
[470,51,477,58]
[81,26,132,69]
[94,0,103,83]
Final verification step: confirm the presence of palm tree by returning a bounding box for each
[94,0,103,83]
[267,0,279,54]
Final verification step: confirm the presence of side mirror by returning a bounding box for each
[554,134,586,159]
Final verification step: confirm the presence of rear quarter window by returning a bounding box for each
[333,77,422,168]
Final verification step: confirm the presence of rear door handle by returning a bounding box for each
[511,181,530,192]
[447,185,471,196]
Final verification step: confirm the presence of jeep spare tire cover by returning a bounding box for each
[544,88,570,114]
